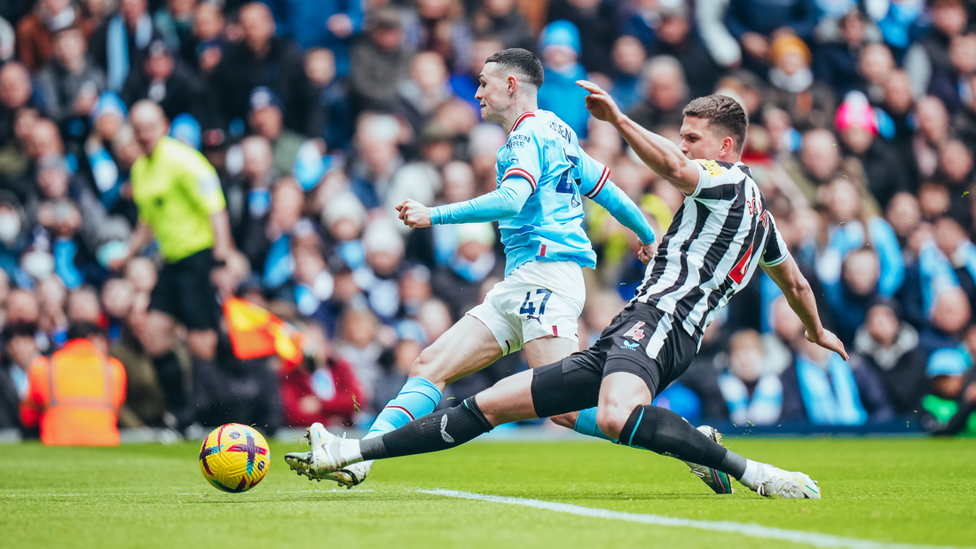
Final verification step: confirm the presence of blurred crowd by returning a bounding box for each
[0,0,975,442]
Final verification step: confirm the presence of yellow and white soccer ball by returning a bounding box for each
[198,423,271,492]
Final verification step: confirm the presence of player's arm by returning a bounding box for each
[397,178,534,228]
[577,80,700,195]
[761,253,849,360]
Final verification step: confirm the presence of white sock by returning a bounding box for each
[739,460,762,489]
[339,439,364,464]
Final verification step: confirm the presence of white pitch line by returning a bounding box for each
[419,489,970,549]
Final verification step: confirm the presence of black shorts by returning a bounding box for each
[148,248,220,331]
[531,301,699,419]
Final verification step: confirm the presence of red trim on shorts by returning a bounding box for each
[540,244,547,257]
[552,326,559,337]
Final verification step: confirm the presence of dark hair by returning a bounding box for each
[67,321,105,342]
[682,95,748,153]
[485,48,544,89]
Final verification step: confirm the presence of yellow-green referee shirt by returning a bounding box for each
[131,136,226,263]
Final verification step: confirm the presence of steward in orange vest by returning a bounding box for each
[20,322,127,446]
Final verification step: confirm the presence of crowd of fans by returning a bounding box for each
[0,0,974,442]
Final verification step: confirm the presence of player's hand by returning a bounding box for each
[638,241,657,264]
[395,199,432,229]
[577,80,624,125]
[806,329,849,361]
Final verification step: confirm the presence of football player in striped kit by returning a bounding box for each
[287,82,847,499]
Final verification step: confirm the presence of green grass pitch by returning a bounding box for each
[2,436,974,548]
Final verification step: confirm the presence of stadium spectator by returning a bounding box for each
[246,87,305,176]
[536,20,590,140]
[646,0,720,99]
[954,73,976,151]
[304,47,352,152]
[626,55,687,131]
[210,2,309,134]
[346,113,405,210]
[852,299,927,417]
[903,0,968,99]
[35,25,105,126]
[278,320,366,427]
[545,0,620,74]
[348,5,411,115]
[264,0,362,77]
[835,94,915,209]
[724,0,820,70]
[927,33,976,114]
[396,51,455,135]
[814,9,882,100]
[19,321,126,446]
[780,335,895,425]
[410,0,472,74]
[16,0,92,72]
[185,1,225,74]
[919,286,971,357]
[0,62,36,147]
[121,39,205,124]
[152,0,195,60]
[88,0,163,92]
[919,345,976,435]
[607,35,646,113]
[469,0,535,52]
[718,329,783,426]
[765,34,835,131]
[912,96,952,182]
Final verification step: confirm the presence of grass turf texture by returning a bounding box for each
[2,437,973,548]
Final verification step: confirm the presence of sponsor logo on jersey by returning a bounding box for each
[620,340,640,351]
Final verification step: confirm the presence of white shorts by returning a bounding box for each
[466,260,585,355]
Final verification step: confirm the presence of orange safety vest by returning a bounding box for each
[23,339,127,446]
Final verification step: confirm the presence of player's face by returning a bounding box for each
[678,116,725,160]
[475,62,510,124]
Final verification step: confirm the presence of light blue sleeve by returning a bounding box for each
[869,218,905,297]
[590,180,656,244]
[576,149,655,244]
[430,178,534,224]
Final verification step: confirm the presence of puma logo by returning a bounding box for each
[440,414,455,444]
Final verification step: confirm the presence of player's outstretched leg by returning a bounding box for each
[573,407,733,494]
[285,396,500,479]
[614,404,821,499]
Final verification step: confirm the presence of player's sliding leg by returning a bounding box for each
[317,316,504,487]
[597,372,821,499]
[284,367,542,474]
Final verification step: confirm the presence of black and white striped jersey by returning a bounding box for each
[633,159,788,341]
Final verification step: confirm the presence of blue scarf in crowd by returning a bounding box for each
[796,354,868,425]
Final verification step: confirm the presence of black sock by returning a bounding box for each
[152,351,186,411]
[619,405,747,479]
[360,397,493,460]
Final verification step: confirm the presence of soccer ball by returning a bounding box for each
[198,423,271,492]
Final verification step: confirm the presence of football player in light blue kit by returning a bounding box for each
[295,48,725,492]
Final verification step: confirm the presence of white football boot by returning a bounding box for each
[750,463,822,499]
[683,425,734,494]
[284,422,361,486]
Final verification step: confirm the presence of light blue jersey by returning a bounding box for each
[431,110,655,275]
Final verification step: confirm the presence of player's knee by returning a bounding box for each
[596,403,635,441]
[408,347,443,382]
